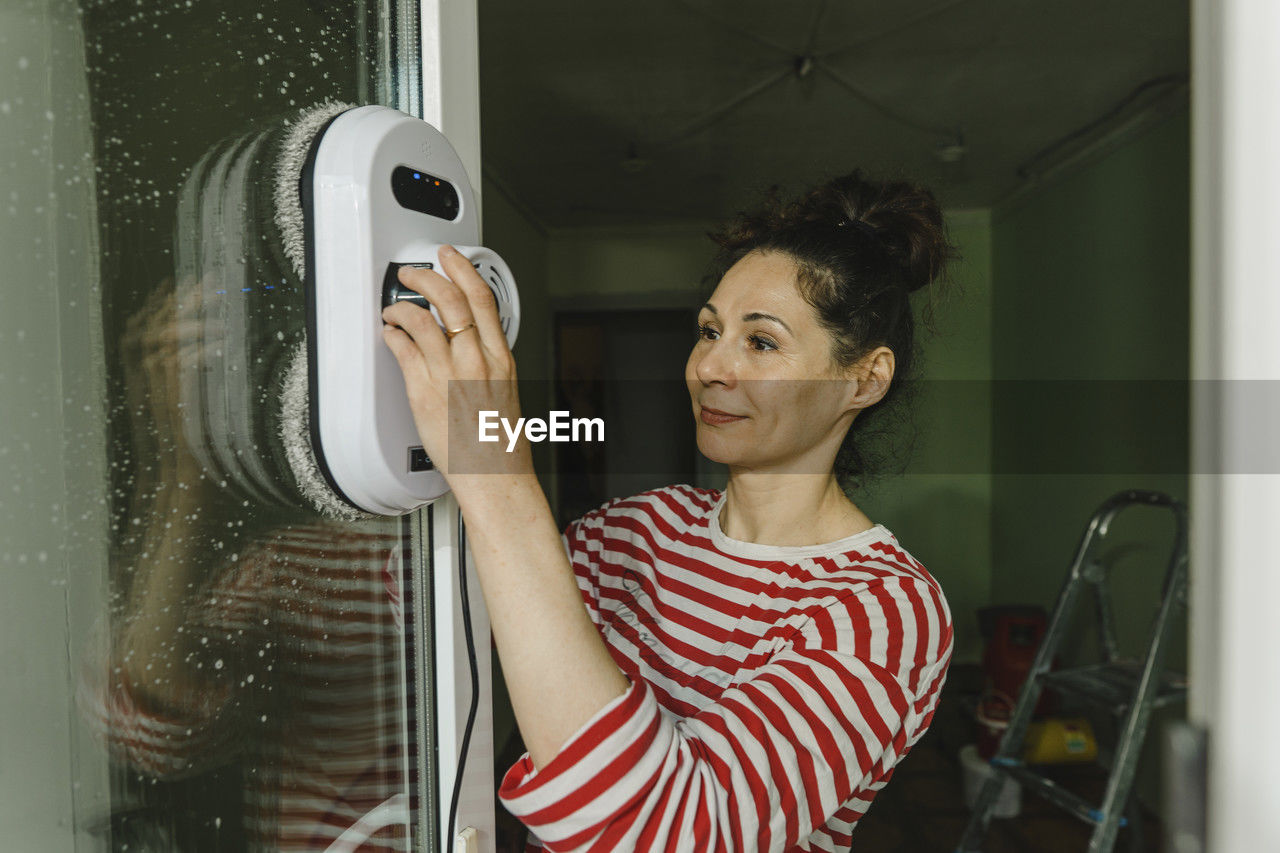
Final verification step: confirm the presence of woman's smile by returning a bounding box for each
[699,405,747,425]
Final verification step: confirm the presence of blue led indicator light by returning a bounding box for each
[413,172,421,179]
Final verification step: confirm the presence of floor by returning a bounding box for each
[853,664,1165,852]
[492,663,1166,852]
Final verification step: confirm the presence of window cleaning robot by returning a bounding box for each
[177,101,519,519]
[175,102,514,851]
[286,103,520,517]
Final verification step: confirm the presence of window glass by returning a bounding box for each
[2,1,417,848]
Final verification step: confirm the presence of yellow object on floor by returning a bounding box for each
[1022,717,1098,764]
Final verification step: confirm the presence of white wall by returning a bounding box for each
[0,0,110,847]
[1192,0,1280,849]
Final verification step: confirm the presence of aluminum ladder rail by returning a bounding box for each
[956,490,1189,853]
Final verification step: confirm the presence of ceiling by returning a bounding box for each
[477,0,1189,230]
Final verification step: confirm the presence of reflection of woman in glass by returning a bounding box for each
[383,171,956,851]
[79,282,410,849]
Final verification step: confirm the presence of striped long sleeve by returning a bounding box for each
[78,526,412,851]
[498,485,952,853]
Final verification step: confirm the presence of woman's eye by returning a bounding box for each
[696,323,775,351]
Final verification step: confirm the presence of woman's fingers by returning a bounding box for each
[393,247,509,363]
[381,322,434,408]
[434,246,510,358]
[382,298,452,369]
[389,263,483,364]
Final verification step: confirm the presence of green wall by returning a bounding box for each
[989,109,1189,664]
[989,108,1190,807]
[863,210,993,664]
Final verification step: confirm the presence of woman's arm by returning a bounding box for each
[81,511,247,780]
[116,468,236,716]
[112,284,249,715]
[381,247,629,770]
[454,476,630,770]
[80,285,256,776]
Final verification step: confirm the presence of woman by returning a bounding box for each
[382,171,956,852]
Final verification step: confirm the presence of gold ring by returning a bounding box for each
[443,322,476,341]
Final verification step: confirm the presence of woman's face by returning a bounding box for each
[685,250,888,475]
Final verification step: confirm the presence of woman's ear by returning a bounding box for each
[845,346,895,412]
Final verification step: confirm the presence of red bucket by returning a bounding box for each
[975,689,1014,759]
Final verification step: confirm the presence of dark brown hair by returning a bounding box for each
[706,170,958,488]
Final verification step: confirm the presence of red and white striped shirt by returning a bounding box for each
[79,524,410,852]
[499,485,953,852]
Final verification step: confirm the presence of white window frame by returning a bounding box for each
[1191,1,1280,850]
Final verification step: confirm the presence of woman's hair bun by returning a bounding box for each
[781,170,952,293]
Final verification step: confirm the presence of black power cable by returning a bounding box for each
[444,510,480,853]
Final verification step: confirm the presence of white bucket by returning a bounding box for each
[959,744,1021,818]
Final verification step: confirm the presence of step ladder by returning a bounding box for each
[956,490,1189,853]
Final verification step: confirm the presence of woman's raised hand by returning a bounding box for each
[380,244,531,487]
